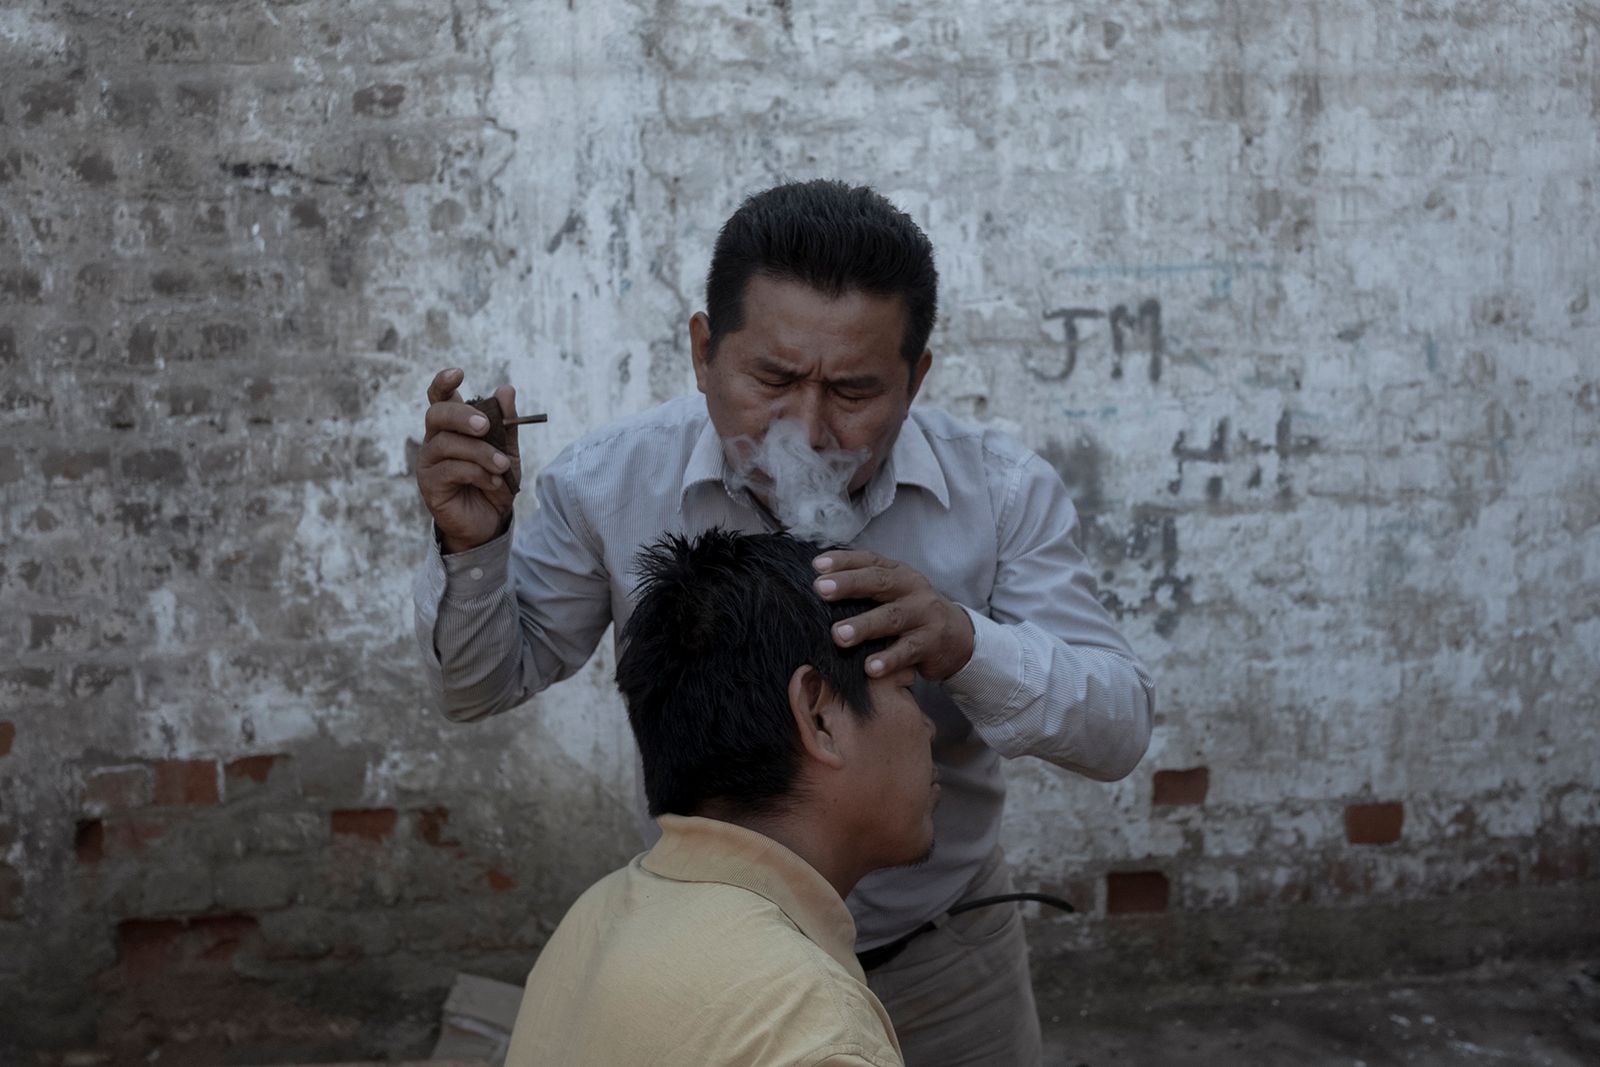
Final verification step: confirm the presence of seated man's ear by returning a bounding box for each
[788,665,847,770]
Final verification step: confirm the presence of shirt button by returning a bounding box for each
[469,567,483,581]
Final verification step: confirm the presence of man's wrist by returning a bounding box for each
[438,515,513,557]
[944,599,977,677]
[440,532,485,556]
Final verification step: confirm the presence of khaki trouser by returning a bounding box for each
[864,849,1044,1067]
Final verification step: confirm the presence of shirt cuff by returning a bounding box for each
[944,606,1027,727]
[438,525,513,603]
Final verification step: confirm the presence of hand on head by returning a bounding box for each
[812,549,976,682]
[417,368,522,554]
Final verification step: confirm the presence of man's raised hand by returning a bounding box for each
[417,368,521,555]
[812,550,976,681]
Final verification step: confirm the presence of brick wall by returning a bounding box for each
[2,0,1597,1061]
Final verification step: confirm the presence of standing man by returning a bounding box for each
[414,179,1155,1066]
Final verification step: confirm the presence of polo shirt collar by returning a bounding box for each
[642,814,863,978]
[679,408,951,519]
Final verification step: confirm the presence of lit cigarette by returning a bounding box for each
[504,413,549,426]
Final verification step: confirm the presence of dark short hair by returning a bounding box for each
[704,179,939,370]
[615,529,887,818]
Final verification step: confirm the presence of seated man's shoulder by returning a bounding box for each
[665,887,900,1066]
[551,873,900,1065]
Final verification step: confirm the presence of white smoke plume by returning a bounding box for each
[723,418,870,543]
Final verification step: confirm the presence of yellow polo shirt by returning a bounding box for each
[505,814,904,1067]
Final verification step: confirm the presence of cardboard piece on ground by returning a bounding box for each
[429,972,524,1066]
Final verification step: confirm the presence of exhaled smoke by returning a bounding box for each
[723,418,870,543]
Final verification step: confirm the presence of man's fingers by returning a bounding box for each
[420,431,514,475]
[831,602,924,647]
[857,634,920,678]
[812,548,885,574]
[427,367,466,405]
[814,560,915,603]
[424,400,493,444]
[424,458,508,497]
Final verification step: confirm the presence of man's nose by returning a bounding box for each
[781,385,831,450]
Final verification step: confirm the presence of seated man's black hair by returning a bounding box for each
[615,528,889,818]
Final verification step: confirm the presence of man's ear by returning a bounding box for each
[689,312,713,393]
[907,347,932,401]
[788,664,847,771]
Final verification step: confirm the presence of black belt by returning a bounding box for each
[855,892,1075,972]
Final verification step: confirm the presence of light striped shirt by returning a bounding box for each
[414,394,1155,947]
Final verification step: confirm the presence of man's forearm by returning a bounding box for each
[413,530,533,722]
[946,611,1155,779]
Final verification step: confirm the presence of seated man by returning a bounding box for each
[505,529,938,1067]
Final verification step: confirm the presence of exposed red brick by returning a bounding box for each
[1345,802,1404,845]
[1532,844,1592,884]
[0,721,13,756]
[1152,767,1209,806]
[485,870,515,892]
[116,914,259,977]
[416,806,456,848]
[153,759,220,806]
[224,754,278,786]
[83,765,154,814]
[330,808,397,842]
[76,819,105,864]
[1106,870,1169,914]
[117,918,183,974]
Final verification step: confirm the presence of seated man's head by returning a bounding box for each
[615,529,938,885]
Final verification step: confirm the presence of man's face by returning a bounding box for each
[690,275,933,495]
[839,667,939,868]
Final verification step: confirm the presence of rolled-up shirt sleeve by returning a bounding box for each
[412,448,614,723]
[943,452,1155,780]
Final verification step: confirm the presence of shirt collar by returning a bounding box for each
[641,814,863,978]
[873,409,950,512]
[679,413,729,509]
[679,407,952,519]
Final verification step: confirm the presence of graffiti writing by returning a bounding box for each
[1029,298,1163,384]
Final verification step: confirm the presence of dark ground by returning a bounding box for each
[17,960,1599,1065]
[1036,960,1600,1066]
